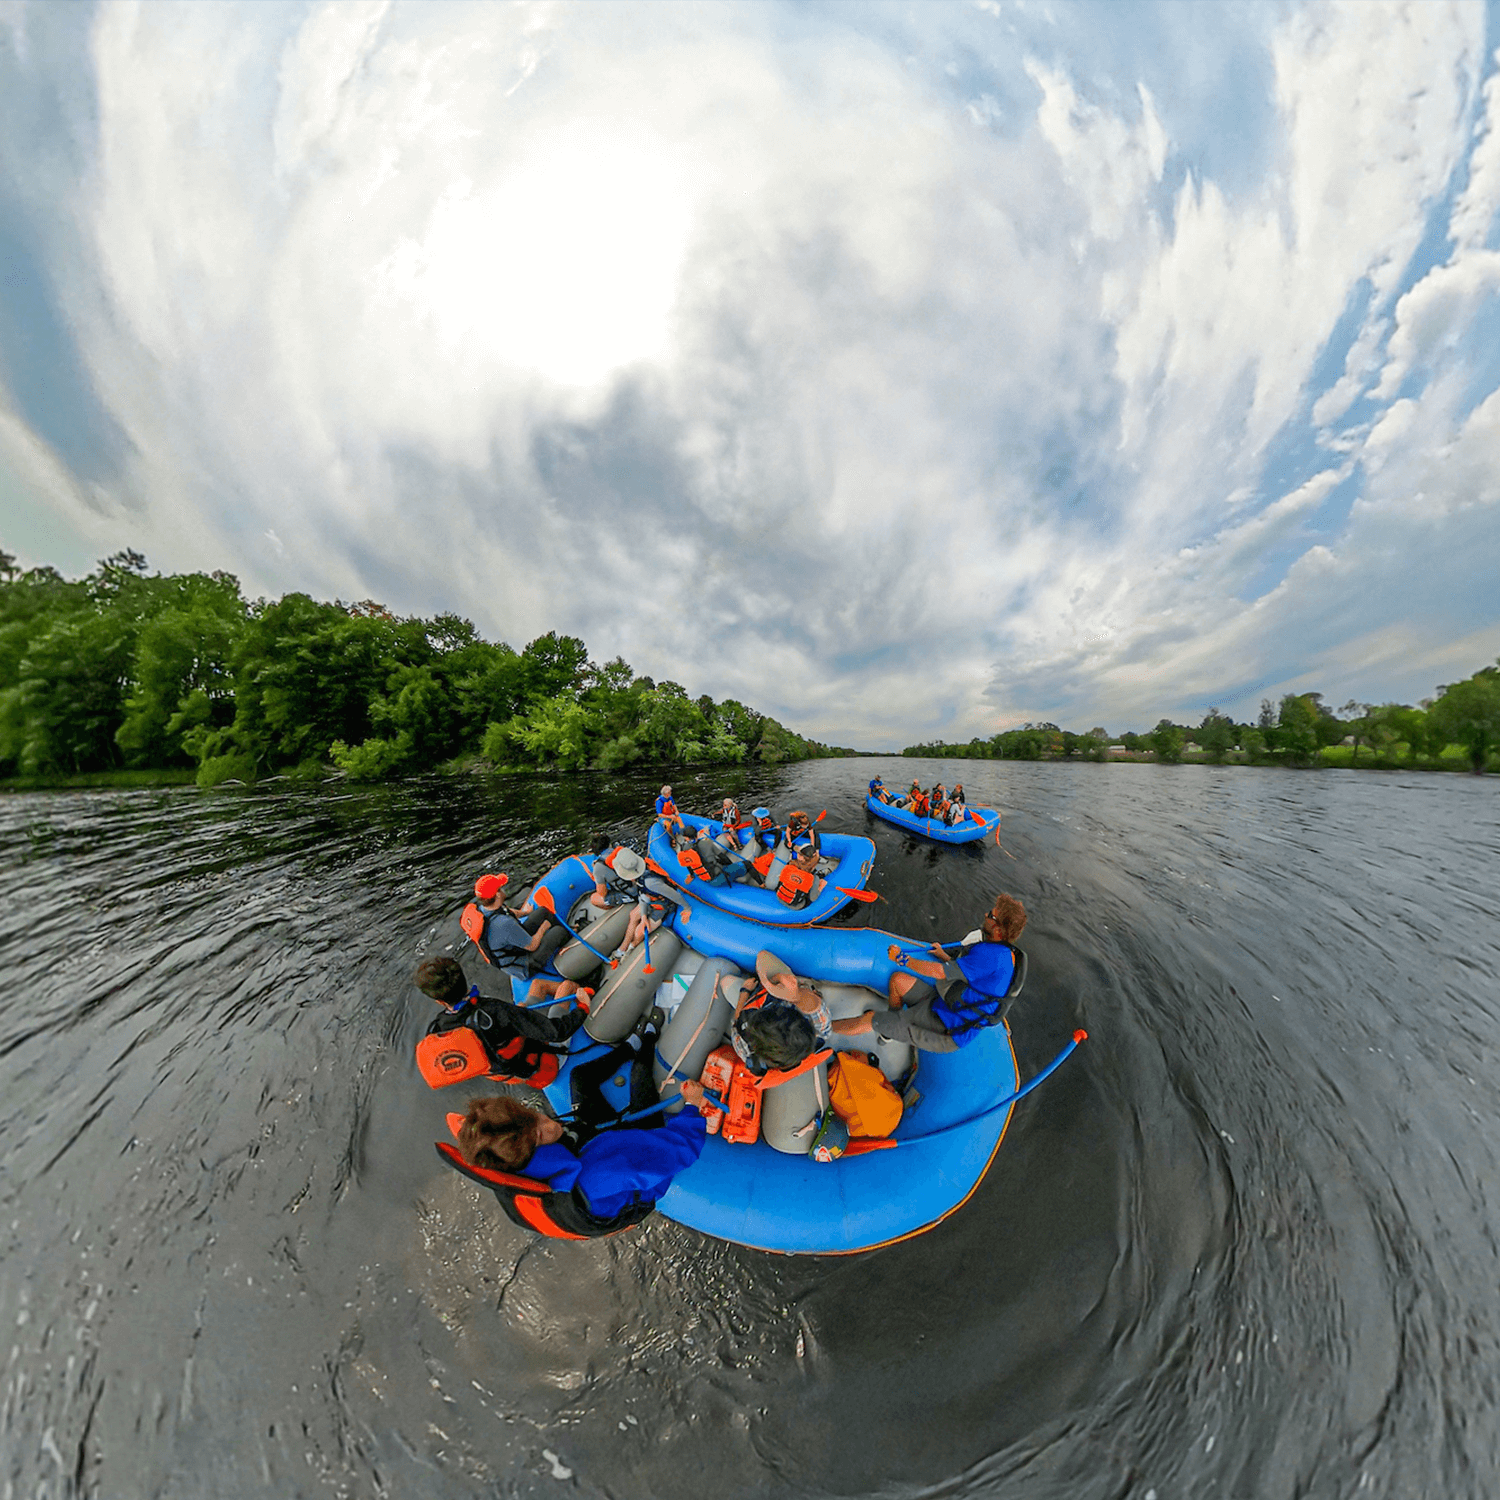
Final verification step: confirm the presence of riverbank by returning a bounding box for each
[0,767,200,793]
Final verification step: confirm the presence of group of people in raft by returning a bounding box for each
[411,786,1029,1236]
[868,775,978,827]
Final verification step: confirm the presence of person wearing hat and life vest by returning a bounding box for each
[714,950,834,1074]
[654,785,686,835]
[465,873,554,973]
[413,957,588,1090]
[452,1019,710,1232]
[590,835,642,908]
[615,847,685,953]
[831,894,1027,1053]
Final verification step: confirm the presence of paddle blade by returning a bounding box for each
[532,885,556,912]
[643,965,655,975]
[815,809,827,822]
[836,886,880,903]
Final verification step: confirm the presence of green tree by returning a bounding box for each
[1150,719,1185,763]
[1198,708,1236,764]
[1430,666,1500,773]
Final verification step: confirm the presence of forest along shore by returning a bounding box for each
[0,550,849,791]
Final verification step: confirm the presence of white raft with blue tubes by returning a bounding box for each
[866,794,1001,846]
[647,813,874,926]
[487,853,1073,1255]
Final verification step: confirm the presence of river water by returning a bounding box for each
[2,759,1497,1499]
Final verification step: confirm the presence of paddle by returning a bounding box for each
[530,886,617,969]
[835,886,880,903]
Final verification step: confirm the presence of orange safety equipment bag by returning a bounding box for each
[828,1053,904,1138]
[416,1016,562,1091]
[699,1045,762,1144]
[775,863,816,907]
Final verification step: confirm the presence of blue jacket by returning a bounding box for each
[527,1111,707,1219]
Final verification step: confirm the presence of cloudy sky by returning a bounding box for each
[2,1,1499,746]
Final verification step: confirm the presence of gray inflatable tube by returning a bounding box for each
[654,957,739,1101]
[584,930,683,1043]
[554,904,632,981]
[760,1059,830,1155]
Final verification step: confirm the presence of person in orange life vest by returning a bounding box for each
[832,894,1026,1054]
[414,957,587,1079]
[673,829,733,887]
[654,785,685,835]
[590,835,640,908]
[764,809,819,890]
[456,1025,709,1223]
[713,950,834,1073]
[929,783,950,820]
[949,782,966,805]
[897,778,922,811]
[471,873,554,973]
[775,844,826,909]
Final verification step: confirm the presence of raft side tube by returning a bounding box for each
[555,905,632,981]
[584,931,684,1043]
[655,956,738,1099]
[761,1060,829,1155]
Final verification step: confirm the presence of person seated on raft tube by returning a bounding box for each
[469,874,555,974]
[590,834,642,908]
[712,798,755,857]
[616,847,687,953]
[762,809,820,891]
[456,1017,710,1226]
[832,894,1027,1054]
[904,784,932,818]
[672,828,732,887]
[716,950,834,1073]
[774,844,826,909]
[654,785,686,836]
[868,775,894,804]
[414,957,588,1078]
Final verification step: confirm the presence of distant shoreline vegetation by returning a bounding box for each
[903,676,1500,775]
[0,549,850,791]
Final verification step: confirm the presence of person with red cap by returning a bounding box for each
[466,872,555,973]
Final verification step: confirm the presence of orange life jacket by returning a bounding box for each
[678,845,712,881]
[416,1012,562,1090]
[460,901,491,963]
[752,849,776,877]
[435,1140,652,1239]
[911,793,930,817]
[776,863,816,906]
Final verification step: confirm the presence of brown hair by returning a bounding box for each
[787,809,810,830]
[988,894,1028,943]
[457,1096,547,1171]
[415,957,468,1006]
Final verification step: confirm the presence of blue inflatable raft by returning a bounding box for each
[866,795,1001,845]
[647,813,874,927]
[465,855,1028,1255]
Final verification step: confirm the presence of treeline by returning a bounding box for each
[0,550,846,785]
[903,676,1500,774]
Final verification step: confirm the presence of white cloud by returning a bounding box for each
[1,0,1497,745]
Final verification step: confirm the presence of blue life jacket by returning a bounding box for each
[528,1110,707,1220]
[931,942,1016,1048]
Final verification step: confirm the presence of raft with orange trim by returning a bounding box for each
[447,853,1025,1254]
[866,795,1001,845]
[647,814,874,926]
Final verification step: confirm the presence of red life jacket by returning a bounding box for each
[776,863,816,906]
[460,901,492,964]
[435,1141,652,1239]
[678,846,712,881]
[751,849,776,877]
[911,793,930,817]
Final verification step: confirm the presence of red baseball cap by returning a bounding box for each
[473,873,509,899]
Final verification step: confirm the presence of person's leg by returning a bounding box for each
[569,1041,637,1129]
[505,993,589,1045]
[870,996,960,1053]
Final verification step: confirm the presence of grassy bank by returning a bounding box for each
[0,767,201,793]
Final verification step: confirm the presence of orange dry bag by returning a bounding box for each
[828,1053,904,1138]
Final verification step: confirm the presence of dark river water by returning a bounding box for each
[3,759,1498,1499]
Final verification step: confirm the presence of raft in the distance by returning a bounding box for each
[866,795,1001,845]
[647,813,875,926]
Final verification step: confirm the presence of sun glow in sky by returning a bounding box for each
[1,0,1499,745]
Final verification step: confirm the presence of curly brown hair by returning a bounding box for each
[988,894,1028,943]
[458,1096,546,1171]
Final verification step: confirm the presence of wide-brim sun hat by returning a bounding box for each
[613,848,647,881]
